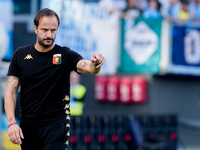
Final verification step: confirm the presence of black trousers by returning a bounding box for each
[20,122,69,150]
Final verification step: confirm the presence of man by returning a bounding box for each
[4,8,105,150]
[121,0,142,19]
[70,72,86,116]
[142,0,161,18]
[188,0,200,21]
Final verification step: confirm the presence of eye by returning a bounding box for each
[42,29,48,32]
[51,29,56,32]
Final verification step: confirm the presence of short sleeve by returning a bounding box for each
[7,49,20,77]
[62,47,83,72]
[69,50,83,72]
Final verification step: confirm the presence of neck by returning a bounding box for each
[35,42,55,52]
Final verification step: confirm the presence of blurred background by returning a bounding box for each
[1,0,200,149]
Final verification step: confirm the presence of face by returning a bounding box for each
[34,16,58,48]
[128,0,136,7]
[182,3,188,11]
[195,0,200,4]
[70,72,80,85]
[149,1,157,9]
[170,0,177,5]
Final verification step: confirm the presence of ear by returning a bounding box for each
[34,25,38,34]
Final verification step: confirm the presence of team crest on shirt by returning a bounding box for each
[53,54,61,64]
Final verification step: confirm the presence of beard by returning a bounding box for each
[38,36,55,48]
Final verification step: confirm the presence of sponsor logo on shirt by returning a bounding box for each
[53,54,61,64]
[24,54,33,59]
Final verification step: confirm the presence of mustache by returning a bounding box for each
[44,38,53,41]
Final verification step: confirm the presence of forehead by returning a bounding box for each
[38,16,58,28]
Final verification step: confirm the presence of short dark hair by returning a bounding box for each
[34,8,60,27]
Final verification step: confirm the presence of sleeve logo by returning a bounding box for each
[53,54,61,64]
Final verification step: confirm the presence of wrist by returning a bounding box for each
[8,122,17,128]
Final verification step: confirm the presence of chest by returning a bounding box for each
[18,53,66,80]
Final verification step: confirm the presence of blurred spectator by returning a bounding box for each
[142,0,161,18]
[188,0,200,21]
[121,0,142,18]
[70,72,87,116]
[161,0,181,20]
[99,0,126,15]
[136,0,149,12]
[178,0,190,21]
[112,0,127,10]
[0,21,9,60]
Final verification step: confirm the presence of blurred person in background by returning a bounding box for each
[121,0,142,18]
[4,8,105,150]
[0,20,9,61]
[188,0,200,21]
[136,0,149,13]
[160,0,181,20]
[99,0,126,15]
[142,0,161,18]
[178,0,190,21]
[70,71,86,116]
[0,19,9,105]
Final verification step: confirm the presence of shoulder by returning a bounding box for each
[142,9,149,15]
[122,7,129,12]
[13,44,34,58]
[17,44,33,50]
[55,44,71,52]
[55,44,80,56]
[15,44,34,53]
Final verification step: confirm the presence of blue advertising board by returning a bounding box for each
[167,23,200,76]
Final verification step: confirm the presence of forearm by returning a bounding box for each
[4,92,17,125]
[77,60,101,74]
[4,76,19,125]
[76,53,105,74]
[5,88,24,145]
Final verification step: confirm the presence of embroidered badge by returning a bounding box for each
[66,115,70,120]
[65,140,69,145]
[65,110,70,115]
[67,131,70,136]
[53,54,61,64]
[63,95,70,101]
[24,54,33,59]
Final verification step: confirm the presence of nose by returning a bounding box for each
[46,30,52,38]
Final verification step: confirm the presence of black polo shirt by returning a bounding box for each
[7,44,83,126]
